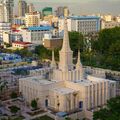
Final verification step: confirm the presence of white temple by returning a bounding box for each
[19,19,116,119]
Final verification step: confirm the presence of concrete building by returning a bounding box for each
[64,7,69,17]
[12,41,33,50]
[18,0,27,17]
[103,15,112,22]
[0,3,5,22]
[56,6,64,17]
[56,6,69,17]
[0,22,11,41]
[43,15,59,28]
[42,7,52,17]
[20,26,53,45]
[25,12,41,27]
[3,31,22,44]
[27,3,35,13]
[116,16,120,23]
[43,34,62,50]
[12,17,25,25]
[0,0,14,23]
[101,20,120,29]
[59,16,101,35]
[19,19,116,120]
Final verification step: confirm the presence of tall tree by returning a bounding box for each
[93,96,120,120]
[35,45,51,60]
[69,31,84,55]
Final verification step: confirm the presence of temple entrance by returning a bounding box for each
[45,99,48,107]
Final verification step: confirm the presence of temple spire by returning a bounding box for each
[51,50,56,68]
[61,18,72,52]
[76,50,84,79]
[76,50,82,69]
[59,18,73,71]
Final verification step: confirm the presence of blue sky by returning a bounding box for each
[15,0,120,15]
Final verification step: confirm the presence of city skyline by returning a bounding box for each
[14,0,120,15]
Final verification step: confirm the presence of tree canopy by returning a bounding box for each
[93,96,120,120]
[35,45,51,60]
[14,48,33,58]
[34,28,120,71]
[96,27,120,54]
[90,27,120,71]
[31,99,38,109]
[10,91,18,99]
[10,105,20,114]
[69,31,84,54]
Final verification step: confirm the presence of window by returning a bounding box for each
[79,101,83,110]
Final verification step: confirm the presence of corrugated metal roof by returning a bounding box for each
[28,26,53,31]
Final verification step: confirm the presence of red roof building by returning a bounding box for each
[12,41,32,49]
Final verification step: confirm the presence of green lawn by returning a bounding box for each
[34,115,54,120]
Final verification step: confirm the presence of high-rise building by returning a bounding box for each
[0,22,11,41]
[0,3,4,22]
[0,0,13,41]
[64,7,69,17]
[18,0,27,17]
[25,11,41,27]
[0,0,14,23]
[27,3,35,13]
[56,6,69,17]
[56,6,64,17]
[42,7,52,17]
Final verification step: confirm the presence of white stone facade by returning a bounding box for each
[19,19,116,119]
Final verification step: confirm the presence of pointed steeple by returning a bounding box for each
[59,18,73,71]
[61,18,72,52]
[76,50,84,80]
[76,50,82,69]
[51,50,56,68]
